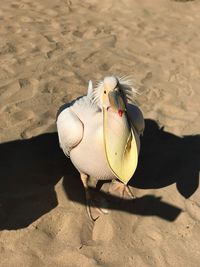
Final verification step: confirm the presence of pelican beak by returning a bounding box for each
[103,91,138,184]
[107,90,126,116]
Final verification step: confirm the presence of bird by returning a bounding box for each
[56,76,144,220]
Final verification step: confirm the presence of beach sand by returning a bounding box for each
[0,0,200,266]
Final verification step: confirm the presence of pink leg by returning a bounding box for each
[80,173,108,221]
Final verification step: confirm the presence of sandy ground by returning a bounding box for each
[0,0,200,266]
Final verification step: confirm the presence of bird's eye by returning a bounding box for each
[104,90,106,94]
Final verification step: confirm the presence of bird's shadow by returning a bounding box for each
[131,119,200,199]
[0,119,199,230]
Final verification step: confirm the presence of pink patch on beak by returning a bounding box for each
[118,109,123,117]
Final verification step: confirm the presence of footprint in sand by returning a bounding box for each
[80,215,114,245]
[185,199,200,222]
[92,217,114,242]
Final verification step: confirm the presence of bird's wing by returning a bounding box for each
[126,103,145,136]
[56,108,84,157]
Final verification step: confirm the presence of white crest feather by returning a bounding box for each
[118,75,139,104]
[87,80,93,96]
[91,80,103,107]
[91,75,139,107]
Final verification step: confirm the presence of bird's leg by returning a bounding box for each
[108,179,135,200]
[80,173,108,221]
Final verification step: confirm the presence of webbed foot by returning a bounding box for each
[108,179,135,200]
[80,173,108,221]
[85,190,108,221]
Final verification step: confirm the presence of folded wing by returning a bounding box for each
[126,103,145,136]
[56,108,84,157]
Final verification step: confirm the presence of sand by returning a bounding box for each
[0,0,200,266]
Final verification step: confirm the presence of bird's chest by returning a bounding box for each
[83,112,104,151]
[70,111,114,179]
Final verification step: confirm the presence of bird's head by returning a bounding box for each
[100,76,126,117]
[90,75,137,114]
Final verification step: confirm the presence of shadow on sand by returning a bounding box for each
[0,120,199,230]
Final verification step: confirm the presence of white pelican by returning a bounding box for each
[57,76,144,220]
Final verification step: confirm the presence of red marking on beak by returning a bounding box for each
[118,109,123,117]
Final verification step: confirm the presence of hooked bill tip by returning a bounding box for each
[118,109,123,117]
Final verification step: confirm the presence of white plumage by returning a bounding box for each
[57,95,115,180]
[57,76,144,220]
